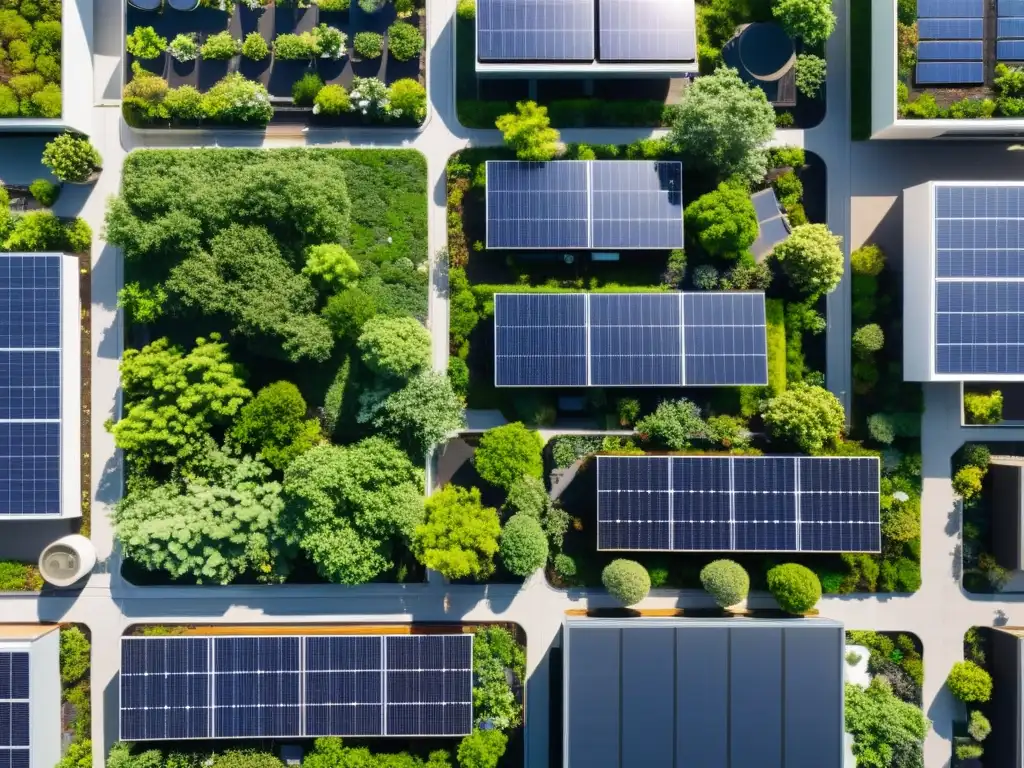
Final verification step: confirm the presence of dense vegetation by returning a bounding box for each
[57,627,92,768]
[959,444,1012,592]
[0,0,62,118]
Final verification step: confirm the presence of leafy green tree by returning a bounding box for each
[946,661,993,702]
[953,465,985,501]
[457,730,508,768]
[700,559,750,607]
[60,627,90,685]
[109,335,251,470]
[323,287,377,342]
[503,475,548,518]
[635,398,707,449]
[357,315,431,380]
[303,243,359,288]
[230,381,322,471]
[845,678,929,768]
[795,53,827,98]
[683,182,759,258]
[669,67,775,186]
[773,0,837,45]
[500,513,548,576]
[2,210,64,251]
[365,372,466,463]
[495,101,560,161]
[772,223,844,296]
[412,485,501,580]
[281,438,424,584]
[881,496,920,542]
[767,563,821,614]
[118,282,166,324]
[602,559,651,606]
[64,218,93,253]
[853,324,885,357]
[114,451,290,584]
[761,384,845,453]
[474,422,544,491]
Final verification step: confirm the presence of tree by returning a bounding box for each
[767,563,821,613]
[953,465,985,501]
[602,559,651,606]
[772,224,844,296]
[357,315,431,380]
[366,372,467,463]
[323,287,377,343]
[669,67,775,187]
[881,496,920,542]
[109,335,251,471]
[761,384,845,453]
[946,661,993,703]
[853,324,885,357]
[282,439,424,584]
[303,243,359,288]
[42,133,102,183]
[851,243,886,276]
[968,710,991,741]
[845,678,930,768]
[114,451,290,584]
[495,101,560,161]
[500,513,549,576]
[683,182,759,258]
[700,559,750,607]
[504,475,549,518]
[474,422,544,491]
[229,381,322,471]
[457,730,508,768]
[773,0,837,46]
[795,53,827,98]
[412,485,501,580]
[635,398,707,449]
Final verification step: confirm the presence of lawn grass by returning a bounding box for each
[850,0,872,140]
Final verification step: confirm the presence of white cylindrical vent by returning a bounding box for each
[38,534,96,587]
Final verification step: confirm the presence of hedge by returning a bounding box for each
[766,299,787,394]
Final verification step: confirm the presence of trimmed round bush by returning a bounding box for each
[292,72,324,106]
[474,422,543,491]
[164,85,205,120]
[867,413,895,445]
[354,31,384,59]
[953,465,985,501]
[554,553,576,579]
[457,0,475,19]
[387,21,424,61]
[126,26,167,59]
[692,264,719,290]
[241,32,269,61]
[168,32,199,62]
[29,178,59,207]
[499,513,549,576]
[503,475,548,518]
[700,559,750,608]
[200,30,240,60]
[42,133,102,183]
[766,563,821,614]
[314,84,350,116]
[968,710,991,741]
[958,444,991,470]
[947,661,993,703]
[602,559,651,606]
[851,243,886,276]
[853,323,885,356]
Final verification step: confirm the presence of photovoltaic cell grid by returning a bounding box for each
[915,61,984,83]
[485,161,684,250]
[918,0,983,15]
[933,185,1024,374]
[0,653,28,768]
[917,17,983,38]
[917,40,983,60]
[916,0,984,84]
[596,456,881,553]
[0,255,62,516]
[477,0,594,61]
[493,292,768,387]
[597,0,696,61]
[120,635,473,741]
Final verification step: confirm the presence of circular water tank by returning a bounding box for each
[738,22,796,82]
[38,534,95,587]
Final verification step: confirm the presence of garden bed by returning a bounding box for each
[0,0,62,118]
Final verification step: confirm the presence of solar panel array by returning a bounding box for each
[933,185,1024,374]
[120,635,473,741]
[916,0,984,82]
[0,653,29,768]
[494,292,768,387]
[596,456,881,553]
[999,0,1024,61]
[486,161,683,251]
[0,255,62,517]
[476,0,696,62]
[750,187,791,258]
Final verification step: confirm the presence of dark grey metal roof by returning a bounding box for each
[563,616,844,768]
[750,187,792,260]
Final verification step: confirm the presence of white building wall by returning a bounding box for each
[27,629,61,768]
[61,254,82,519]
[902,182,935,381]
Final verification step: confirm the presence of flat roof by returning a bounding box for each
[563,616,845,768]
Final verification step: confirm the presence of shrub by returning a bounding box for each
[761,384,845,453]
[3,211,64,251]
[956,742,984,760]
[387,21,424,61]
[692,264,719,289]
[504,475,548,518]
[241,32,269,61]
[359,0,387,11]
[60,627,90,684]
[683,182,758,258]
[550,435,600,468]
[795,53,827,98]
[496,101,560,161]
[946,661,993,703]
[388,78,427,122]
[458,729,508,768]
[202,73,272,124]
[42,133,102,183]
[164,85,205,120]
[851,243,885,276]
[118,283,166,324]
[662,248,687,287]
[413,485,500,580]
[475,423,544,491]
[356,315,431,379]
[303,244,358,287]
[354,31,384,59]
[635,397,707,450]
[773,223,844,296]
[602,559,651,606]
[867,413,894,444]
[349,76,390,117]
[292,72,324,106]
[952,465,985,501]
[447,357,468,397]
[314,84,350,116]
[853,324,885,356]
[126,26,167,59]
[457,0,475,19]
[273,32,314,59]
[0,562,42,590]
[312,24,346,59]
[964,391,1003,424]
[968,710,991,741]
[554,553,576,579]
[767,563,822,614]
[168,32,199,62]
[500,513,548,576]
[230,381,321,471]
[0,86,18,117]
[773,171,803,210]
[29,178,59,207]
[700,559,750,607]
[316,0,350,8]
[957,444,991,470]
[773,0,836,45]
[200,30,239,60]
[64,218,92,253]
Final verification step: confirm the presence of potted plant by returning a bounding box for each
[41,134,103,184]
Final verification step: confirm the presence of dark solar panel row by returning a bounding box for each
[917,40,983,59]
[917,17,983,38]
[918,0,983,16]
[0,653,30,768]
[915,61,984,84]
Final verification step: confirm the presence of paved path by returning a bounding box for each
[12,0,1019,766]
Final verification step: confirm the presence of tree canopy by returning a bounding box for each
[230,381,322,470]
[412,485,501,580]
[499,513,549,576]
[772,224,845,296]
[635,398,707,449]
[773,0,837,46]
[474,422,544,491]
[457,730,508,768]
[761,384,845,453]
[683,182,759,259]
[602,559,651,606]
[363,372,466,463]
[669,67,775,187]
[357,315,432,380]
[844,678,930,768]
[495,101,560,161]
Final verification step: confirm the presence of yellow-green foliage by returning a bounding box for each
[766,299,786,394]
[0,3,61,118]
[964,390,1003,425]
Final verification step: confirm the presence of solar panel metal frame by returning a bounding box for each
[595,455,881,553]
[0,652,29,768]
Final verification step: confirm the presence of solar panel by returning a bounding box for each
[477,0,594,61]
[384,636,473,737]
[750,188,791,259]
[917,40,983,60]
[682,292,768,386]
[917,0,983,16]
[916,61,984,83]
[1000,0,1024,15]
[590,161,684,249]
[0,653,28,768]
[305,636,383,737]
[589,294,682,386]
[494,293,588,386]
[213,637,300,738]
[485,162,588,250]
[998,39,1024,58]
[597,0,696,61]
[999,16,1024,36]
[917,17,983,38]
[596,456,881,552]
[120,638,211,741]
